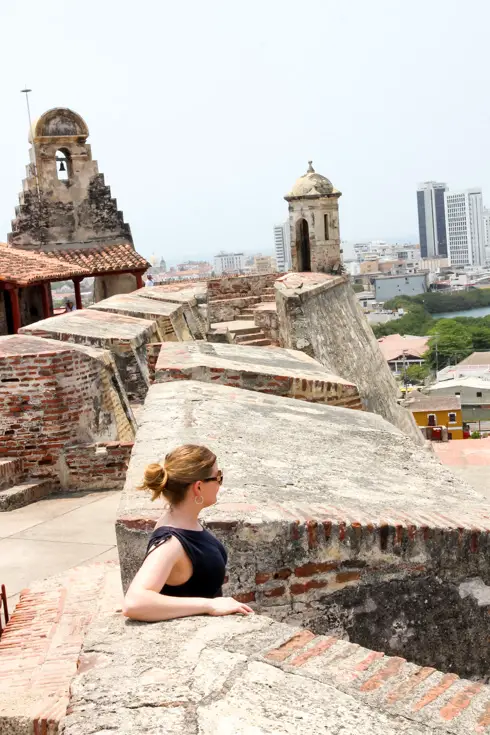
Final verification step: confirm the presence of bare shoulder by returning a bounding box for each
[128,535,185,594]
[146,534,185,564]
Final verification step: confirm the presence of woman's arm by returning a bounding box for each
[123,537,253,621]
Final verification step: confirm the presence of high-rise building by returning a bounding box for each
[416,182,448,258]
[274,221,291,272]
[214,252,245,275]
[444,188,485,268]
[482,207,490,247]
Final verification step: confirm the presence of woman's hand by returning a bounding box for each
[207,597,254,616]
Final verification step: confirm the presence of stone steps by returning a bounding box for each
[234,328,264,343]
[237,337,272,347]
[238,308,256,318]
[0,458,24,491]
[0,479,55,512]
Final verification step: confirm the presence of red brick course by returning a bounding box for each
[61,442,133,489]
[0,562,120,734]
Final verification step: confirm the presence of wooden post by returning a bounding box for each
[73,279,83,310]
[135,271,144,289]
[10,288,21,333]
[41,282,52,318]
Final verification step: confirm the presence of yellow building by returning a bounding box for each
[402,391,463,440]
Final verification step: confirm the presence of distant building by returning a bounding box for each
[377,334,429,374]
[374,273,428,301]
[416,182,448,258]
[274,222,291,272]
[402,391,463,440]
[445,189,485,267]
[426,376,490,425]
[253,255,277,274]
[482,207,490,247]
[214,252,245,275]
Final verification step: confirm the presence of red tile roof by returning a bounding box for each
[377,334,429,362]
[0,243,91,286]
[42,242,149,275]
[402,390,461,413]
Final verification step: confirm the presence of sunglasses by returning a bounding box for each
[202,470,224,485]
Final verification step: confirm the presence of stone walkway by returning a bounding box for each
[0,489,120,610]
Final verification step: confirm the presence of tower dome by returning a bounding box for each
[285,161,339,200]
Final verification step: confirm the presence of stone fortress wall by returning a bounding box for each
[4,262,490,731]
[276,271,424,444]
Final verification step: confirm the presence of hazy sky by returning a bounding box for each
[1,0,490,264]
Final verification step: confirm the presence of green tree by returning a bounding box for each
[425,320,473,370]
[404,364,430,384]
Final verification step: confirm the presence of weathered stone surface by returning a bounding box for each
[133,283,207,338]
[64,593,490,734]
[154,341,362,408]
[276,272,423,444]
[19,310,159,401]
[89,292,191,342]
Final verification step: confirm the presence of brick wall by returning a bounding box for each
[208,273,278,300]
[60,441,133,489]
[208,513,490,680]
[0,343,135,480]
[207,273,278,324]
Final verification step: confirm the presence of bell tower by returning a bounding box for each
[8,107,132,249]
[285,161,342,273]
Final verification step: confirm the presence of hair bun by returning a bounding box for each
[160,467,168,487]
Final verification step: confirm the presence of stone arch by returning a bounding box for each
[296,218,311,272]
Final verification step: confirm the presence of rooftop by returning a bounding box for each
[402,390,461,413]
[0,242,90,285]
[41,242,149,275]
[428,376,490,391]
[459,351,490,367]
[377,333,429,361]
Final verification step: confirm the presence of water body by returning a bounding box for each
[433,305,490,319]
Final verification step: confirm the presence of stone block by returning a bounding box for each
[89,292,191,342]
[133,282,207,338]
[19,310,159,401]
[154,341,362,408]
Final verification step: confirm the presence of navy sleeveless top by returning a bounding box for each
[146,525,227,598]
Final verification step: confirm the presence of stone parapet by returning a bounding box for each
[116,381,488,677]
[20,310,159,402]
[0,561,120,735]
[133,283,207,339]
[89,292,191,342]
[275,272,424,444]
[7,569,485,735]
[153,341,362,408]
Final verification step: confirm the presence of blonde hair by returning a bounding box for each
[139,444,217,504]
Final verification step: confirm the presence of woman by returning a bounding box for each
[123,444,253,621]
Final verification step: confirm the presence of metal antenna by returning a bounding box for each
[20,88,43,242]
